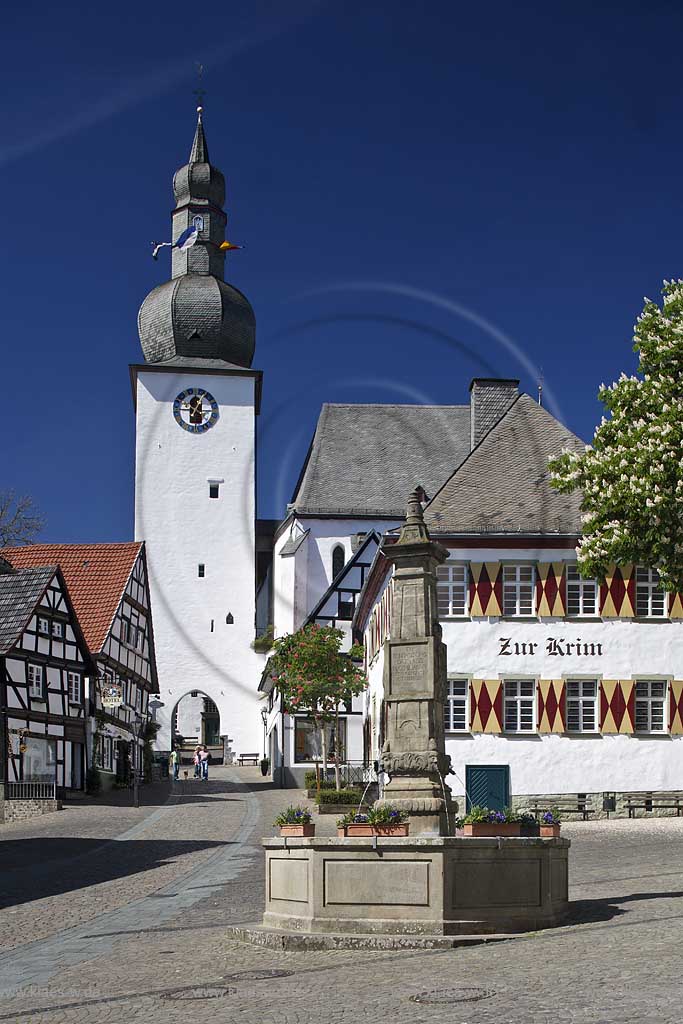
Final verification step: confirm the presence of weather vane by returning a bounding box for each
[193,62,206,117]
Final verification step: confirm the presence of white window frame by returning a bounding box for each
[68,672,82,704]
[634,679,667,733]
[444,678,469,732]
[51,621,64,638]
[37,616,49,635]
[565,679,598,733]
[503,678,536,732]
[565,564,598,617]
[635,568,667,618]
[28,663,45,699]
[502,564,535,617]
[437,562,469,618]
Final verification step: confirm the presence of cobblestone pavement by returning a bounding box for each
[1,769,683,1022]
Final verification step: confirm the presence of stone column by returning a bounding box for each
[376,489,452,835]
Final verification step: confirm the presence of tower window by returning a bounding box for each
[209,482,220,499]
[332,544,345,580]
[198,564,205,578]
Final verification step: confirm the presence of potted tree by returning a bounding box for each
[539,808,562,838]
[463,806,522,837]
[260,757,270,777]
[337,805,409,837]
[274,806,315,837]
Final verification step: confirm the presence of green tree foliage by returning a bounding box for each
[550,280,683,590]
[270,624,366,787]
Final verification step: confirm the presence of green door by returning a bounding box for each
[465,765,510,812]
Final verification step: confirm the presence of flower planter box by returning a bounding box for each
[337,823,410,838]
[520,823,540,837]
[279,824,315,837]
[540,824,561,838]
[463,822,521,837]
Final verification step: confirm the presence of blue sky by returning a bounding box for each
[3,0,682,539]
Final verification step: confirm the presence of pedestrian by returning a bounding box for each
[170,747,179,781]
[193,745,201,778]
[200,745,210,781]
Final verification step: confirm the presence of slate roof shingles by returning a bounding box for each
[293,403,472,517]
[0,543,142,654]
[424,394,585,535]
[0,566,56,654]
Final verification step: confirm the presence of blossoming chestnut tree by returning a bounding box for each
[270,624,366,790]
[550,280,683,591]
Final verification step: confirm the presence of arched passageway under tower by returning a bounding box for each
[171,690,223,763]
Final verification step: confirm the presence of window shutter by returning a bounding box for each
[470,679,503,733]
[538,679,565,733]
[669,681,683,735]
[620,680,635,733]
[670,594,683,620]
[600,680,623,733]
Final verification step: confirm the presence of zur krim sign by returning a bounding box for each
[499,637,604,657]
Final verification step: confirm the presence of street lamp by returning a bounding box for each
[132,710,150,809]
[260,705,268,760]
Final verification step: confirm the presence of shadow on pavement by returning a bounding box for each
[566,888,683,925]
[0,838,228,909]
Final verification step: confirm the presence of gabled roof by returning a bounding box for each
[292,403,471,517]
[423,394,585,535]
[1,543,143,654]
[0,566,57,654]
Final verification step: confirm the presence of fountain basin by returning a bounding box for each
[263,835,569,935]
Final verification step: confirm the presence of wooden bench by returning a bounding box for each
[624,791,683,818]
[238,752,260,766]
[529,796,593,821]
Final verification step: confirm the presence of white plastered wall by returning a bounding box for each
[134,369,265,755]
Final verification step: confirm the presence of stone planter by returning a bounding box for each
[337,823,410,837]
[540,824,561,838]
[463,822,521,837]
[317,803,368,815]
[279,824,315,837]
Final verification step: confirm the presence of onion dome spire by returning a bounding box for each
[137,104,255,368]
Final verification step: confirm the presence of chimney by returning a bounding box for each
[469,378,519,449]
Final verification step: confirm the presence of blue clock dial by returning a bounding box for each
[173,388,219,433]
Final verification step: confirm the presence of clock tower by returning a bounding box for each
[131,105,264,756]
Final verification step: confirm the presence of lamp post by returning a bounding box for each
[260,705,268,760]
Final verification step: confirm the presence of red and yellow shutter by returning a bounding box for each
[536,563,566,618]
[669,681,683,735]
[600,565,635,618]
[470,679,503,733]
[537,679,565,733]
[469,563,502,617]
[600,680,634,733]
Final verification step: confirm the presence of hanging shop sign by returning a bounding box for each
[101,682,123,708]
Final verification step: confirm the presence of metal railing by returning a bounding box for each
[7,781,57,800]
[309,760,378,787]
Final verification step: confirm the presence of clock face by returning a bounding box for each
[173,388,219,434]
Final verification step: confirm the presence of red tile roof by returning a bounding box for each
[1,543,143,654]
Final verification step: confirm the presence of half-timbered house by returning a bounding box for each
[0,564,94,795]
[3,543,159,790]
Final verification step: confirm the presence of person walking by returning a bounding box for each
[170,747,179,781]
[193,746,201,778]
[200,745,210,781]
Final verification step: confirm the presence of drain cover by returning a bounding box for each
[226,969,294,981]
[163,986,236,1001]
[410,987,495,1005]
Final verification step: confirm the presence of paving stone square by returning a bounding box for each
[1,767,682,1023]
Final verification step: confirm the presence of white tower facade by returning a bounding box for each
[132,107,264,754]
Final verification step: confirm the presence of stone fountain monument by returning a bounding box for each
[376,488,453,835]
[253,491,570,946]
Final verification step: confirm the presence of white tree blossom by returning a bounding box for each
[550,280,683,591]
